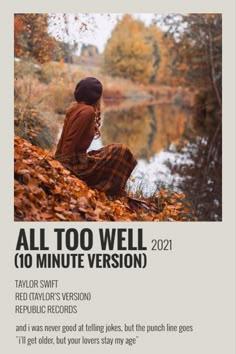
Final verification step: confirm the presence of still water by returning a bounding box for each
[89,103,194,196]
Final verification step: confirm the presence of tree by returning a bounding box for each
[14,14,60,63]
[81,44,99,57]
[160,14,222,220]
[162,14,222,103]
[54,41,78,63]
[148,25,176,85]
[103,15,161,84]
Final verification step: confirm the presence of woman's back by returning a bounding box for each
[55,77,137,197]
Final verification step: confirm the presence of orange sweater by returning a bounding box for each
[55,103,96,160]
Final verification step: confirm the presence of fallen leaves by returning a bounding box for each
[14,136,197,221]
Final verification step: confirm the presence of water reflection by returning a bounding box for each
[88,102,221,221]
[100,105,155,160]
[90,103,191,185]
[91,103,193,192]
[101,104,192,160]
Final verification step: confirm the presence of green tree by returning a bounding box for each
[53,41,78,63]
[81,44,99,56]
[103,15,161,84]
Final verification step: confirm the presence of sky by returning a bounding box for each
[48,13,159,53]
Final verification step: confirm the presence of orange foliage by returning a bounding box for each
[14,17,26,58]
[14,136,197,222]
[160,14,222,90]
[14,14,60,63]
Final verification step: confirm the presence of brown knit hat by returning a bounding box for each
[74,77,103,105]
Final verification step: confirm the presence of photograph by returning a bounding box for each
[14,13,222,222]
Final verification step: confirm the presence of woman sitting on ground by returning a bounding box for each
[55,77,137,197]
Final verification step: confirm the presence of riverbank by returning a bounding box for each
[14,136,197,222]
[14,58,194,115]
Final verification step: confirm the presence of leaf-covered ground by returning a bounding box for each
[14,136,197,222]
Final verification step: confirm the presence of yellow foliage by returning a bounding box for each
[103,15,160,84]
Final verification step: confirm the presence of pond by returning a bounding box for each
[89,102,194,197]
[56,100,221,220]
[88,101,222,221]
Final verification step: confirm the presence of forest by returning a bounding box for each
[14,13,222,221]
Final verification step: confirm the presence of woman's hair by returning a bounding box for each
[93,98,102,139]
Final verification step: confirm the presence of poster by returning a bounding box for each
[1,0,235,353]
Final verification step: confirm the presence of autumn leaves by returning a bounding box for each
[14,137,196,221]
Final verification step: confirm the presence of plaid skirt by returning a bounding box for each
[57,144,137,196]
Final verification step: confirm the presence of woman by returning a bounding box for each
[55,77,137,197]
